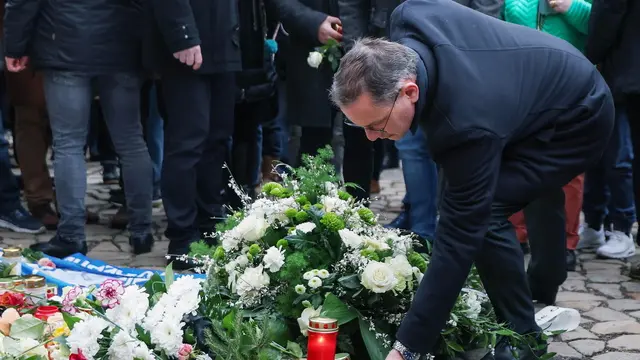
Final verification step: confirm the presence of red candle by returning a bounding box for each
[307,317,339,360]
[34,305,59,321]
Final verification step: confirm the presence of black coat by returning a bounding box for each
[389,0,613,354]
[269,0,338,128]
[4,0,142,72]
[586,0,640,98]
[142,0,242,74]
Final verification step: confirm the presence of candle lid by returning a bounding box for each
[24,275,46,289]
[308,317,338,332]
[2,247,21,258]
[335,354,350,360]
[11,278,24,287]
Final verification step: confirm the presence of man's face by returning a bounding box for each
[340,81,420,141]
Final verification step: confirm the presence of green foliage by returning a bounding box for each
[294,211,309,223]
[357,208,376,225]
[284,146,337,204]
[190,241,215,258]
[408,251,428,273]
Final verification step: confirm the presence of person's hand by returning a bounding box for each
[5,56,29,72]
[317,16,343,44]
[173,45,203,70]
[549,0,572,13]
[385,349,404,360]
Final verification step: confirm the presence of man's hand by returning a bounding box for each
[386,349,404,360]
[317,16,343,44]
[173,45,203,70]
[5,56,29,72]
[549,0,572,13]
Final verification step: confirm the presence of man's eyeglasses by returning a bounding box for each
[344,91,400,134]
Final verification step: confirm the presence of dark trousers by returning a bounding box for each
[161,72,236,248]
[624,95,640,224]
[343,124,373,200]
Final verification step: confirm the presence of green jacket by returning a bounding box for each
[502,0,591,51]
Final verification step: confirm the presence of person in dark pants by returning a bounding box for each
[330,0,614,358]
[585,0,640,249]
[143,0,241,270]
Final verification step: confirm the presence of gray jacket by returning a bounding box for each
[338,0,503,50]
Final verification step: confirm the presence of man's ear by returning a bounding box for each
[403,82,420,104]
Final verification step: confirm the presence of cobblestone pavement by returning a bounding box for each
[2,162,640,359]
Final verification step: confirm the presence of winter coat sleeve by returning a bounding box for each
[338,0,371,50]
[4,0,42,58]
[396,128,503,354]
[563,0,592,35]
[585,0,626,64]
[152,0,201,53]
[270,0,327,44]
[468,0,503,18]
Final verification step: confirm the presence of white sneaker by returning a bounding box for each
[577,226,605,251]
[596,230,636,259]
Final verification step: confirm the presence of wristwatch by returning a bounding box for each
[393,341,422,360]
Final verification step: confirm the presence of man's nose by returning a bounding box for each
[364,129,381,141]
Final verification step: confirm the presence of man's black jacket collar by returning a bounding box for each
[402,41,437,134]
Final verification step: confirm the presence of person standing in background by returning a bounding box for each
[143,0,241,270]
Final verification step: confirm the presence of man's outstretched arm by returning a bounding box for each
[395,128,502,354]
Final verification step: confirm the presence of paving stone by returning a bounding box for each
[587,271,631,283]
[628,311,640,318]
[556,300,601,312]
[562,280,587,292]
[579,253,597,261]
[593,352,640,360]
[587,283,624,299]
[569,339,605,356]
[622,282,640,292]
[591,320,640,335]
[607,299,640,311]
[583,307,633,321]
[583,262,624,271]
[548,342,582,358]
[567,272,587,280]
[608,335,640,351]
[556,292,607,302]
[559,327,598,341]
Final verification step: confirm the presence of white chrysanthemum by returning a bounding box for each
[317,269,330,279]
[308,276,322,289]
[236,265,270,298]
[150,318,184,355]
[108,331,137,359]
[338,229,364,249]
[66,316,110,359]
[263,246,286,272]
[221,230,242,252]
[303,271,314,280]
[133,342,156,360]
[361,261,398,294]
[321,196,349,214]
[105,285,149,334]
[234,214,269,243]
[295,222,317,233]
[295,285,306,294]
[463,291,484,320]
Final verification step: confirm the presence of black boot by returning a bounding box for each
[566,249,577,272]
[529,277,558,306]
[130,233,155,255]
[31,234,88,259]
[493,336,548,360]
[167,240,198,271]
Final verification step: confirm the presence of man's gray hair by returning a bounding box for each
[330,37,418,108]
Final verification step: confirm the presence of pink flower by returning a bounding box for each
[177,344,193,360]
[94,279,125,309]
[62,286,83,314]
[37,257,56,268]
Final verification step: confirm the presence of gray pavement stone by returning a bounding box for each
[583,307,633,321]
[587,283,624,299]
[592,352,640,360]
[607,299,640,311]
[608,335,640,351]
[591,320,640,335]
[548,342,582,358]
[569,339,605,356]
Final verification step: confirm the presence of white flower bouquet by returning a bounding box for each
[189,147,526,360]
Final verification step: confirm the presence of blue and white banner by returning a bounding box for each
[19,253,205,295]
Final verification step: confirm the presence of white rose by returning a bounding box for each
[235,215,269,243]
[338,229,364,249]
[324,182,339,196]
[236,254,249,267]
[297,306,322,336]
[361,261,398,294]
[296,222,317,234]
[387,255,413,280]
[263,246,286,273]
[364,236,390,251]
[307,51,323,68]
[413,267,424,284]
[221,230,241,252]
[236,266,270,298]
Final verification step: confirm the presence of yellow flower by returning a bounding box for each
[52,324,70,337]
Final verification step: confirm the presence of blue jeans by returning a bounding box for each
[44,71,153,241]
[396,127,438,239]
[146,84,164,195]
[583,105,636,233]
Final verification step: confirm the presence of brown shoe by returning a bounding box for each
[261,155,281,182]
[110,206,129,230]
[370,180,381,194]
[29,203,59,230]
